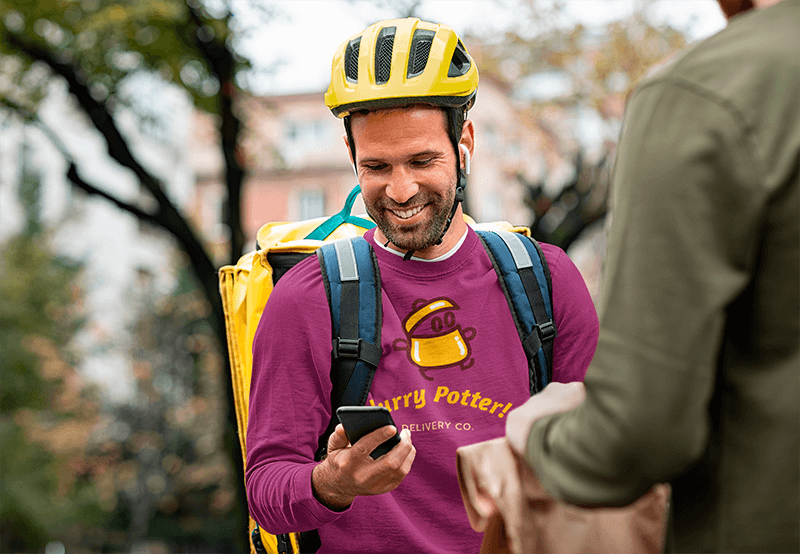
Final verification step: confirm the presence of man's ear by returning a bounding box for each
[459,119,475,170]
[343,133,354,164]
[343,133,358,178]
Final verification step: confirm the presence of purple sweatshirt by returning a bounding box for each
[246,227,598,553]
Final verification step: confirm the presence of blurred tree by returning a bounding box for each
[471,0,688,248]
[0,0,266,547]
[75,267,239,553]
[522,149,611,251]
[0,0,251,271]
[0,142,105,553]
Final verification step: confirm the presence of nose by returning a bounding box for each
[385,166,419,205]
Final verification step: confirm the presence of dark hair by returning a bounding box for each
[716,0,754,18]
[344,106,467,173]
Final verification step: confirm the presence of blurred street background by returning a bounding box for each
[0,1,724,552]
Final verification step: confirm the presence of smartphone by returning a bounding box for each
[336,406,402,460]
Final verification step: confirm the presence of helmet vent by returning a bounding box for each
[345,37,361,83]
[447,39,471,78]
[407,29,435,78]
[375,26,396,85]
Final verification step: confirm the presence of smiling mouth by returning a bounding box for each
[390,205,424,220]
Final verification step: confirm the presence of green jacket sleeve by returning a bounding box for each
[525,79,768,506]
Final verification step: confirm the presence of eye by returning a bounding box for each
[431,317,443,332]
[411,158,433,167]
[363,163,387,172]
[444,312,455,327]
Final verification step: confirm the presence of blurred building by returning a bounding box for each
[188,77,573,257]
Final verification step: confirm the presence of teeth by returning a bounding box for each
[392,206,423,219]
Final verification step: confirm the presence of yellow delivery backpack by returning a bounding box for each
[218,185,555,554]
[218,186,375,554]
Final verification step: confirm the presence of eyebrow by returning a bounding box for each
[358,150,442,164]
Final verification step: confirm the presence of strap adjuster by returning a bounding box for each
[333,338,360,359]
[536,320,556,342]
[332,337,382,367]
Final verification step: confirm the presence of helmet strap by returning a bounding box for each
[433,120,468,246]
[432,168,466,247]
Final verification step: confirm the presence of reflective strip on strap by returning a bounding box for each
[334,238,359,282]
[497,230,533,270]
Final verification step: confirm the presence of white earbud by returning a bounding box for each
[459,144,471,175]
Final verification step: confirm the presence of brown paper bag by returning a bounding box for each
[457,438,670,554]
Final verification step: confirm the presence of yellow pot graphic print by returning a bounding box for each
[393,298,476,381]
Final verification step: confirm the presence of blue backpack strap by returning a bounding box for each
[315,236,382,459]
[476,230,556,394]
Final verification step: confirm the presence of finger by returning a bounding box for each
[380,442,416,493]
[327,423,351,452]
[506,415,529,455]
[379,428,414,467]
[540,382,586,412]
[505,382,587,455]
[352,425,398,456]
[563,381,587,407]
[399,443,416,474]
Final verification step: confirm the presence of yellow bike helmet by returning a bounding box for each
[325,18,479,118]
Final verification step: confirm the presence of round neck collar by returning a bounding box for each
[364,227,480,277]
[373,228,469,262]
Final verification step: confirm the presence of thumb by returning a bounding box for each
[327,424,350,452]
[352,425,398,457]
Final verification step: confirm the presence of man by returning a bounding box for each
[507,1,799,552]
[245,18,599,553]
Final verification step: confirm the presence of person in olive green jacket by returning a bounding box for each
[505,0,799,552]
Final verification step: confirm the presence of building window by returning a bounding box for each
[299,190,326,220]
[282,119,330,167]
[284,119,326,143]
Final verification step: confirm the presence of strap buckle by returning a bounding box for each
[536,320,557,342]
[332,338,361,359]
[332,337,382,367]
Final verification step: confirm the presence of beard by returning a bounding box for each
[365,179,457,254]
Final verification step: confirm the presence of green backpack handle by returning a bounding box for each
[304,184,375,241]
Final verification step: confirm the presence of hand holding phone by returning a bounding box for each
[336,406,402,459]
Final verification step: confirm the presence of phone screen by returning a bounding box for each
[336,406,402,459]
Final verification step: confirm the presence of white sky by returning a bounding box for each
[234,0,727,95]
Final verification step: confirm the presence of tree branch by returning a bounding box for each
[65,164,158,224]
[5,32,223,329]
[18,111,161,227]
[4,33,220,267]
[5,33,166,201]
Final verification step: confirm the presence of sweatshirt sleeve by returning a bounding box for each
[245,257,349,533]
[524,80,765,506]
[544,244,599,384]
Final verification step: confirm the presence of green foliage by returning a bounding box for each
[0,0,249,113]
[0,165,237,552]
[475,6,688,118]
[0,422,60,552]
[82,262,239,552]
[0,170,104,552]
[0,159,84,410]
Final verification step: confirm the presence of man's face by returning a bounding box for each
[349,105,459,256]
